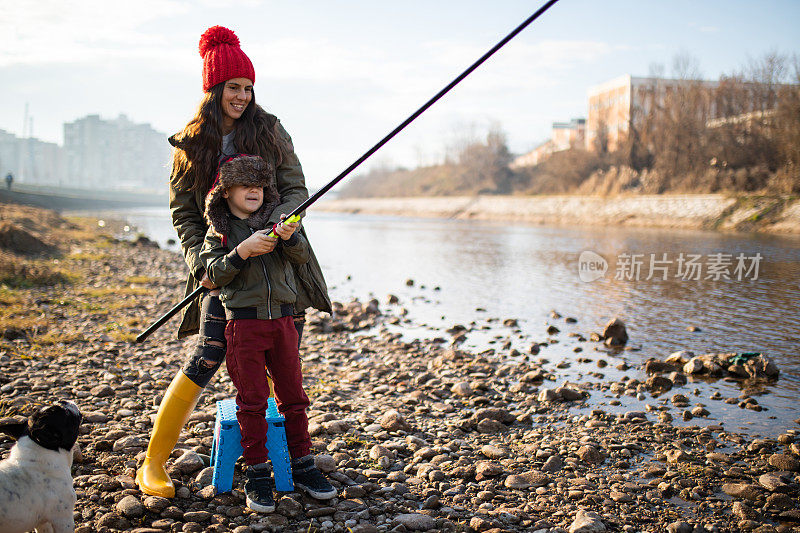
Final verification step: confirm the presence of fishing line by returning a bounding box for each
[136,0,561,342]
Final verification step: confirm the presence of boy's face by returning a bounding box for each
[224,185,263,219]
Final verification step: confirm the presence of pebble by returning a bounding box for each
[380,409,411,432]
[315,453,337,473]
[504,471,549,489]
[578,445,604,464]
[393,512,436,531]
[116,495,144,518]
[480,444,507,459]
[172,450,204,474]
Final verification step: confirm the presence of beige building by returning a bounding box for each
[586,74,720,152]
[512,118,585,168]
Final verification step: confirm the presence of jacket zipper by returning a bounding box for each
[249,228,272,319]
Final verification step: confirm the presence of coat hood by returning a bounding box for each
[204,154,280,238]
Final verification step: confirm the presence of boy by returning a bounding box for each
[200,154,336,513]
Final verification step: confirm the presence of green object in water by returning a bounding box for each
[728,352,761,366]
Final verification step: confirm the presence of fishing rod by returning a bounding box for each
[135,0,561,343]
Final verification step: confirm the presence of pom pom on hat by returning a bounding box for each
[198,25,255,92]
[199,26,240,57]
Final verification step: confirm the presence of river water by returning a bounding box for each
[96,207,800,437]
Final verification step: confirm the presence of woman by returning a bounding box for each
[136,25,332,499]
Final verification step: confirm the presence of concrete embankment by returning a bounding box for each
[0,184,166,211]
[317,194,800,233]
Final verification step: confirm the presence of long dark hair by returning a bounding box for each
[170,83,291,193]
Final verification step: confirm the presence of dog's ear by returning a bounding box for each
[0,421,27,440]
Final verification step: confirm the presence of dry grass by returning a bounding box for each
[126,275,156,284]
[80,286,150,298]
[0,253,79,288]
[103,319,139,342]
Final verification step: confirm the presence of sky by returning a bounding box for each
[1,0,799,189]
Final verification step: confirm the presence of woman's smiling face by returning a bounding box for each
[220,77,253,127]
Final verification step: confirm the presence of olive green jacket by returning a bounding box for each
[169,116,332,339]
[200,216,309,318]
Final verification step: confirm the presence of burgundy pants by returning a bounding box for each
[224,317,311,465]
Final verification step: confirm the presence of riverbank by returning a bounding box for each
[0,183,166,211]
[1,203,799,533]
[318,194,800,234]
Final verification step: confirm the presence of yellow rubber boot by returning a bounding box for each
[135,372,203,498]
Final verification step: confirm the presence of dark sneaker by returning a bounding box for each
[244,463,275,513]
[292,456,337,500]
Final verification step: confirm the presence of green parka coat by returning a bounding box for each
[169,115,332,339]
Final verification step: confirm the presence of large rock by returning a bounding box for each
[601,318,628,347]
[768,454,800,472]
[722,483,762,500]
[759,472,790,492]
[569,509,607,533]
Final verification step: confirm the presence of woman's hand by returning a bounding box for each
[236,229,278,259]
[199,272,217,290]
[274,214,300,241]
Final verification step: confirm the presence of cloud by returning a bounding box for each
[688,22,720,34]
[0,0,192,67]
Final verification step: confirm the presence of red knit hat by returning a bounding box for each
[199,26,255,92]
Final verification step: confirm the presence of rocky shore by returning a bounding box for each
[1,203,799,533]
[316,194,800,234]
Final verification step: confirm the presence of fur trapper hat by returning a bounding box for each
[205,154,279,239]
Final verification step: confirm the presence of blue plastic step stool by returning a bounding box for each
[210,397,293,493]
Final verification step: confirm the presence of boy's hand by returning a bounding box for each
[236,229,277,259]
[274,214,300,241]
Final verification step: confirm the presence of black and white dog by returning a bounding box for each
[0,401,82,533]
